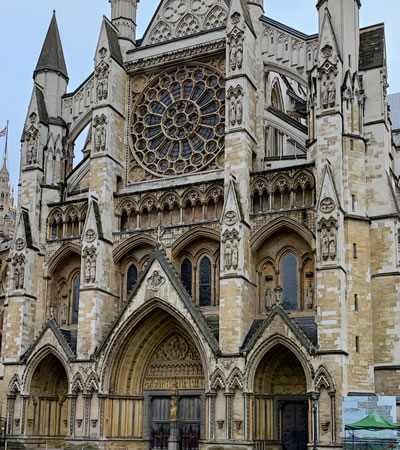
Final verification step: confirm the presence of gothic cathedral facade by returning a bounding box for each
[1,0,399,448]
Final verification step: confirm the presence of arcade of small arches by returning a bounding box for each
[251,170,314,214]
[6,311,336,447]
[118,186,224,232]
[47,204,88,240]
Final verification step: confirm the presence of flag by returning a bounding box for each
[0,127,6,137]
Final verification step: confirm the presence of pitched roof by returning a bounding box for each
[104,19,124,67]
[35,12,68,79]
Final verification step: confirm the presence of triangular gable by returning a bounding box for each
[141,0,229,47]
[20,319,75,363]
[94,248,219,357]
[228,0,255,36]
[221,176,244,225]
[95,17,124,68]
[316,161,342,213]
[240,305,314,354]
[317,8,341,67]
[13,208,35,251]
[81,196,104,242]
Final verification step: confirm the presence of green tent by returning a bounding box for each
[345,410,400,431]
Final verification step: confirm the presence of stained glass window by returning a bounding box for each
[282,253,298,311]
[199,257,211,306]
[72,274,80,325]
[181,258,192,296]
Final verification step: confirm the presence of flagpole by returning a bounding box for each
[4,120,8,160]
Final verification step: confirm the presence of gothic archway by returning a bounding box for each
[104,307,206,448]
[25,353,69,437]
[253,344,310,449]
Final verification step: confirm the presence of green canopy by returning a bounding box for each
[345,410,400,431]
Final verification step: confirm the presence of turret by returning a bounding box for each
[109,0,138,51]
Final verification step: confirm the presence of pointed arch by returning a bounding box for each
[46,243,81,275]
[172,227,220,258]
[210,368,226,392]
[228,367,244,392]
[113,234,156,263]
[71,372,85,393]
[7,374,22,395]
[314,364,336,393]
[85,372,100,393]
[251,216,315,254]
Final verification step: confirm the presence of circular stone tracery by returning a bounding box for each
[130,64,225,178]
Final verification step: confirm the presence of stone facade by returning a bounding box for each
[1,0,400,448]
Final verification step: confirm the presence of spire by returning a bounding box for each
[34,11,68,80]
[1,120,8,174]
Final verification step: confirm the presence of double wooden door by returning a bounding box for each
[150,396,201,450]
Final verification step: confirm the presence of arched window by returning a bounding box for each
[126,264,138,296]
[199,256,211,306]
[121,211,128,232]
[282,253,298,311]
[181,258,192,296]
[71,274,80,325]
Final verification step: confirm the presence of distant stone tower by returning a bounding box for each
[0,147,16,239]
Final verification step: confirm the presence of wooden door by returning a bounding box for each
[151,397,170,450]
[179,396,201,450]
[281,401,308,450]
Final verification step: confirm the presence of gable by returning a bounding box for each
[142,0,229,46]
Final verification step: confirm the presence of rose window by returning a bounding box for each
[130,65,225,178]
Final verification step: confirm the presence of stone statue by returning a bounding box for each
[321,228,329,260]
[85,258,91,283]
[90,259,96,283]
[225,243,232,270]
[100,126,106,151]
[19,265,24,289]
[236,100,243,125]
[95,127,102,152]
[274,286,282,304]
[236,43,243,69]
[61,303,68,324]
[265,287,273,309]
[306,283,314,309]
[230,42,237,71]
[14,268,19,290]
[328,79,336,107]
[232,243,238,270]
[170,386,179,421]
[229,100,236,126]
[329,228,337,260]
[321,81,329,109]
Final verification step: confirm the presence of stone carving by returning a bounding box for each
[26,129,38,165]
[306,283,314,309]
[265,287,274,309]
[319,218,338,261]
[321,71,336,109]
[85,229,96,243]
[96,61,109,101]
[229,32,243,72]
[320,197,335,213]
[228,86,244,127]
[224,210,238,226]
[61,303,68,324]
[83,246,96,284]
[274,286,282,304]
[176,14,200,37]
[170,385,179,420]
[49,303,56,320]
[147,270,166,291]
[93,115,107,153]
[204,5,227,30]
[222,229,240,271]
[321,44,333,58]
[164,0,186,22]
[12,254,25,290]
[230,12,241,24]
[15,238,25,251]
[144,334,204,390]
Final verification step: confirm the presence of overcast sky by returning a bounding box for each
[1,0,399,195]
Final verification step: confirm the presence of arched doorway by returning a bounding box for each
[106,308,206,449]
[26,353,69,437]
[253,344,309,450]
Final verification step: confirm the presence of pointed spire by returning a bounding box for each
[34,11,68,80]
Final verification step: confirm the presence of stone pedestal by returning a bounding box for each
[168,420,179,450]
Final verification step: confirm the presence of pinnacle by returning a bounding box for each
[34,12,68,79]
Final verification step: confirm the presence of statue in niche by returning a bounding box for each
[95,127,102,152]
[321,228,329,260]
[90,259,96,283]
[321,80,329,109]
[61,303,68,324]
[230,42,237,71]
[236,43,243,69]
[14,268,19,290]
[265,287,274,309]
[229,99,236,126]
[100,126,106,151]
[306,283,314,309]
[329,228,337,260]
[19,265,24,290]
[225,243,232,270]
[232,243,238,270]
[236,99,243,125]
[328,78,336,107]
[85,257,91,283]
[274,286,282,304]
